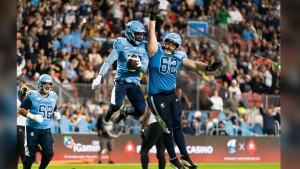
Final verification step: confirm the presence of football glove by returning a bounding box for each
[54,112,61,120]
[149,0,163,21]
[27,112,43,123]
[92,75,102,90]
[136,58,142,68]
[205,61,222,71]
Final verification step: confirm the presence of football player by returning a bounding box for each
[17,85,30,164]
[146,1,222,168]
[92,20,149,124]
[17,74,61,169]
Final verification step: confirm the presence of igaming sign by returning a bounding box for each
[64,136,100,153]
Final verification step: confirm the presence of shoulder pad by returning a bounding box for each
[49,91,57,98]
[175,51,188,60]
[113,37,127,50]
[26,90,38,99]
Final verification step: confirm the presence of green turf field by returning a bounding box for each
[18,163,280,169]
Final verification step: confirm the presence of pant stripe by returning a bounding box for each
[24,125,29,156]
[110,85,116,105]
[149,96,170,134]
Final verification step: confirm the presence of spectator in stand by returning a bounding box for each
[227,92,239,112]
[240,74,253,93]
[242,23,255,42]
[181,117,195,135]
[230,37,241,53]
[212,121,228,136]
[60,28,73,53]
[228,79,242,99]
[71,106,91,126]
[259,104,280,135]
[199,92,213,111]
[228,6,243,33]
[210,89,224,111]
[218,5,230,31]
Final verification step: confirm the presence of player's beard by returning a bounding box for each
[163,46,173,55]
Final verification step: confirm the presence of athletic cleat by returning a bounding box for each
[114,105,127,124]
[170,157,185,169]
[180,154,197,169]
[104,110,114,122]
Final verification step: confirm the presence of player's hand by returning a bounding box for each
[136,58,142,68]
[92,75,102,90]
[140,129,146,140]
[27,112,44,123]
[205,61,222,71]
[54,112,61,120]
[149,0,163,21]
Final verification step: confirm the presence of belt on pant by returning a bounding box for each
[115,80,133,84]
[151,90,175,96]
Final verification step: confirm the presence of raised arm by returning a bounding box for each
[182,58,222,72]
[148,0,163,58]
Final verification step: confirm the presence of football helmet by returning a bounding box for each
[18,85,30,100]
[162,33,182,55]
[125,20,146,46]
[37,74,53,94]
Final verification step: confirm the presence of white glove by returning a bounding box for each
[54,112,61,119]
[136,58,142,68]
[27,112,44,123]
[92,75,102,90]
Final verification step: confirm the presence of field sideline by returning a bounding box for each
[18,163,280,169]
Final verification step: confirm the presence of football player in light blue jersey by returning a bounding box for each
[92,20,149,124]
[17,74,61,169]
[147,1,222,169]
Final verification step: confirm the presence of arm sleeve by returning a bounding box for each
[259,108,267,117]
[19,97,32,110]
[98,49,119,75]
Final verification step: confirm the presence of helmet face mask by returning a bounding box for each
[162,33,182,55]
[125,21,146,46]
[37,74,53,94]
[162,40,178,54]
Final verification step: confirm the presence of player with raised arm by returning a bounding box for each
[92,20,149,124]
[17,74,61,169]
[147,1,222,168]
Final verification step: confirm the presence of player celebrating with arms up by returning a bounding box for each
[146,1,222,169]
[17,74,61,169]
[92,21,149,124]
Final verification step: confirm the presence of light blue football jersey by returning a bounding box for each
[113,37,149,85]
[26,90,57,129]
[147,43,187,95]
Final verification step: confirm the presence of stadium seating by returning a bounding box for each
[201,113,208,121]
[91,118,98,131]
[240,122,252,136]
[59,117,74,133]
[252,123,264,135]
[50,119,59,134]
[77,119,93,133]
[218,113,227,122]
[224,121,235,135]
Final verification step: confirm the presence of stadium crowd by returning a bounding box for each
[16,0,280,136]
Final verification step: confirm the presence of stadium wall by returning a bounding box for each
[49,134,280,163]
